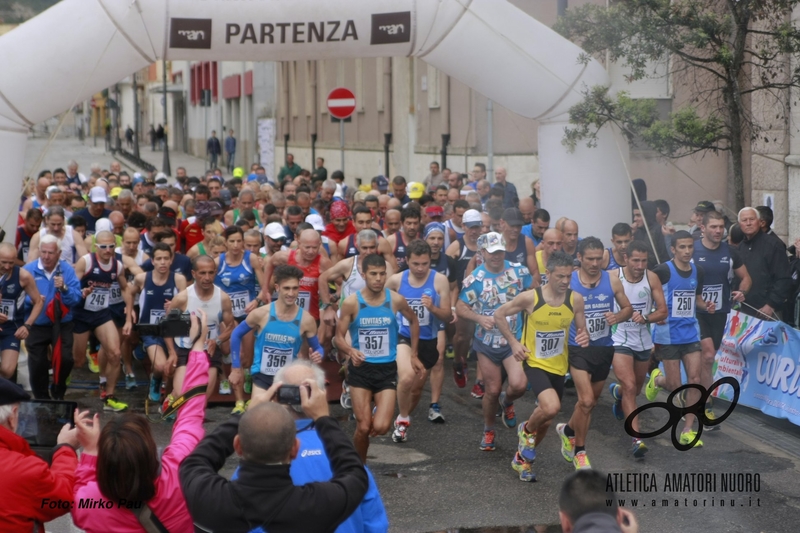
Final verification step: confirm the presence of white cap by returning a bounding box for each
[264,222,288,240]
[463,209,482,227]
[305,213,325,231]
[95,218,113,234]
[479,232,506,253]
[89,186,108,203]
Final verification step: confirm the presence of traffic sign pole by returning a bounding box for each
[340,119,345,176]
[327,87,356,176]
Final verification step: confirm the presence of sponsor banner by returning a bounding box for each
[713,310,800,426]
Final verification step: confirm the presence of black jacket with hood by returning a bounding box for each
[633,200,669,269]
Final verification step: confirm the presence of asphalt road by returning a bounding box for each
[43,356,800,533]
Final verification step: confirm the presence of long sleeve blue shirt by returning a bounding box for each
[23,259,82,325]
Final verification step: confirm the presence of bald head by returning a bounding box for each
[109,211,125,225]
[276,360,326,391]
[0,242,16,260]
[387,198,401,210]
[237,403,297,464]
[163,200,179,212]
[541,228,564,254]
[298,228,321,245]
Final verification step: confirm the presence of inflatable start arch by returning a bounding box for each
[0,0,629,239]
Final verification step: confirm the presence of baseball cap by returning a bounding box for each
[264,222,288,240]
[247,173,259,182]
[306,213,326,231]
[425,205,444,218]
[132,172,143,180]
[95,218,112,234]
[155,174,168,185]
[132,176,144,186]
[233,167,244,178]
[374,176,389,191]
[0,376,30,405]
[408,182,425,200]
[463,209,482,228]
[353,191,368,203]
[694,200,715,213]
[218,189,232,206]
[424,222,446,239]
[110,187,123,198]
[144,175,155,184]
[478,232,506,253]
[501,207,525,226]
[89,186,108,203]
[208,201,224,216]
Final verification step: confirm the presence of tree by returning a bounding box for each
[554,0,800,209]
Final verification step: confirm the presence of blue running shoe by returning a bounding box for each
[612,401,625,421]
[517,422,536,462]
[609,382,622,402]
[148,375,161,402]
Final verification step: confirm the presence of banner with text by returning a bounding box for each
[713,310,800,426]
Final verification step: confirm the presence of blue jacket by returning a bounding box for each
[233,419,389,533]
[225,136,236,154]
[23,259,82,325]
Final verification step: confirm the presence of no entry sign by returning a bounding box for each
[327,87,356,120]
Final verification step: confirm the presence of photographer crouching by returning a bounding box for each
[179,363,369,533]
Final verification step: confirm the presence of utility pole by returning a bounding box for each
[162,60,171,176]
[133,72,140,158]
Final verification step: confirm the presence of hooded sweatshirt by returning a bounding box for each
[633,200,669,269]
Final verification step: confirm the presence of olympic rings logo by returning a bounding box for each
[624,377,740,451]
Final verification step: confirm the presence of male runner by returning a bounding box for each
[170,255,235,402]
[499,208,541,285]
[535,229,563,286]
[495,251,589,481]
[382,209,401,238]
[186,217,222,259]
[117,227,147,388]
[0,243,43,380]
[559,219,580,259]
[602,223,633,270]
[16,209,42,265]
[557,237,632,469]
[607,241,667,458]
[386,206,421,271]
[445,209,482,389]
[456,232,533,451]
[230,265,322,405]
[444,200,469,250]
[335,254,419,462]
[646,230,716,448]
[124,243,187,407]
[339,206,398,270]
[28,206,88,265]
[387,240,451,441]
[71,230,132,411]
[692,211,751,424]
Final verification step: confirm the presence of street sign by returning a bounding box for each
[327,87,356,120]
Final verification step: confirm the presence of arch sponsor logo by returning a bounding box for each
[170,18,213,49]
[371,12,411,45]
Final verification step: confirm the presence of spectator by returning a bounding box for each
[423,161,444,192]
[225,129,237,174]
[559,470,638,533]
[278,153,303,181]
[125,125,134,148]
[654,199,675,251]
[331,170,348,199]
[632,201,669,269]
[391,175,411,204]
[477,179,491,208]
[156,124,165,150]
[755,205,785,251]
[470,162,487,186]
[493,167,518,208]
[530,178,541,208]
[0,377,79,533]
[688,200,715,240]
[24,235,82,399]
[314,157,328,182]
[149,125,157,151]
[738,207,793,320]
[207,130,221,169]
[631,178,647,208]
[72,309,211,533]
[179,375,369,532]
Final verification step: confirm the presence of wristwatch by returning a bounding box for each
[320,302,331,310]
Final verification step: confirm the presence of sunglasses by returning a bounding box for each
[96,244,115,250]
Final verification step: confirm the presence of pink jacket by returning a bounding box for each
[72,351,210,533]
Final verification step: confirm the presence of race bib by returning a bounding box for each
[0,299,15,318]
[586,313,609,341]
[403,298,430,327]
[22,246,29,262]
[110,283,123,305]
[358,328,390,358]
[260,346,292,375]
[149,309,166,324]
[535,330,565,359]
[229,291,250,317]
[296,290,311,310]
[84,288,109,312]
[672,290,695,318]
[619,302,648,329]
[701,284,722,307]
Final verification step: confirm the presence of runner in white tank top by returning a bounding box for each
[40,227,76,263]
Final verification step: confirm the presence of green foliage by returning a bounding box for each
[0,0,60,23]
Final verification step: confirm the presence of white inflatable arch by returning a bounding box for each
[0,0,628,240]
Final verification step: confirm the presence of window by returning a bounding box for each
[376,58,384,112]
[427,63,440,109]
[355,59,364,112]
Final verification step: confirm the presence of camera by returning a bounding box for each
[135,309,192,338]
[277,385,310,405]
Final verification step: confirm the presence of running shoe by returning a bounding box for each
[480,429,496,451]
[125,374,137,390]
[564,372,574,389]
[445,344,455,359]
[87,351,100,374]
[631,439,649,459]
[453,363,467,388]
[511,452,536,482]
[340,383,352,410]
[704,408,721,431]
[99,380,107,399]
[219,379,232,395]
[609,382,625,421]
[517,422,537,462]
[499,392,516,428]
[103,396,128,412]
[244,371,252,395]
[428,403,445,423]
[679,430,703,448]
[573,450,592,470]
[645,368,662,401]
[392,419,409,443]
[471,380,485,399]
[556,423,575,462]
[231,400,246,415]
[148,376,161,402]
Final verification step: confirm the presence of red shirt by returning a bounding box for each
[288,249,322,320]
[322,220,356,245]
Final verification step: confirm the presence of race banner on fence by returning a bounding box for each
[713,310,800,426]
